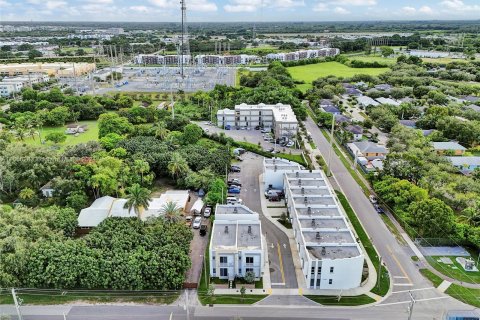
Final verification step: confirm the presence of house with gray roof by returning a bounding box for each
[447,156,480,174]
[374,84,392,91]
[432,142,467,156]
[399,119,417,128]
[321,105,341,115]
[465,104,480,112]
[343,124,364,141]
[357,95,379,107]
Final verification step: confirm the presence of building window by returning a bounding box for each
[311,266,315,274]
[316,279,321,287]
[318,267,322,274]
[220,256,227,264]
[330,267,334,273]
[310,279,314,287]
[246,257,254,264]
[329,279,333,285]
[212,268,216,275]
[220,268,228,277]
[246,268,254,274]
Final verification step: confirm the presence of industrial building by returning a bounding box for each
[262,160,364,290]
[0,62,95,77]
[209,204,264,281]
[136,54,257,66]
[217,103,298,138]
[265,48,340,62]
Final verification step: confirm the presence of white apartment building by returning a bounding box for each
[265,48,340,62]
[263,157,302,191]
[209,204,264,281]
[283,170,364,290]
[217,103,298,138]
[1,74,49,86]
[0,82,23,97]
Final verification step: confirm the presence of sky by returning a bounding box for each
[0,0,479,22]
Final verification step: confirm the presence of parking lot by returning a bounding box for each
[228,152,298,288]
[196,122,303,155]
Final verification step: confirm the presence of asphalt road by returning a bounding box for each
[229,152,298,288]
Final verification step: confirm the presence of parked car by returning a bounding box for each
[193,216,202,229]
[225,125,231,130]
[230,165,241,172]
[369,195,378,204]
[203,206,212,218]
[254,126,261,130]
[265,189,284,199]
[261,128,271,133]
[228,186,241,194]
[286,141,295,148]
[227,196,239,205]
[228,181,242,187]
[185,215,193,227]
[200,224,208,236]
[373,204,385,214]
[235,155,243,161]
[267,147,274,153]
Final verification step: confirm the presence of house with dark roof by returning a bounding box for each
[399,119,417,128]
[460,95,479,103]
[432,142,467,156]
[319,99,335,108]
[465,104,480,112]
[334,114,352,124]
[343,125,364,141]
[422,129,434,137]
[346,141,388,160]
[344,88,362,96]
[357,96,379,107]
[321,105,341,115]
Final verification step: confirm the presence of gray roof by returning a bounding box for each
[399,119,417,128]
[351,141,388,154]
[465,104,480,112]
[319,99,334,106]
[344,124,363,134]
[334,114,352,123]
[322,105,341,114]
[447,156,480,167]
[374,84,392,91]
[357,96,379,107]
[432,142,466,151]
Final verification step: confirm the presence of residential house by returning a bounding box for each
[354,81,368,90]
[374,84,392,91]
[209,204,264,280]
[432,142,467,156]
[321,105,341,115]
[460,95,479,104]
[344,88,362,96]
[357,96,379,108]
[343,124,363,141]
[376,97,400,106]
[399,119,417,128]
[347,141,389,160]
[422,129,434,137]
[465,104,480,113]
[39,181,55,198]
[65,124,87,135]
[319,99,335,108]
[334,114,352,125]
[447,157,480,174]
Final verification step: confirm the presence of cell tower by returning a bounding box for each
[179,0,190,79]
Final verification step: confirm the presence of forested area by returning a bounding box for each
[373,125,480,248]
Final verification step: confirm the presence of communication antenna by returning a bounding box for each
[179,0,190,79]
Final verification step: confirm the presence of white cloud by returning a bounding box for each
[224,0,302,12]
[129,5,150,13]
[149,0,217,12]
[26,0,66,9]
[313,2,328,11]
[84,0,112,3]
[440,0,480,11]
[0,0,10,7]
[330,0,376,6]
[419,5,433,14]
[275,0,305,8]
[401,6,416,14]
[333,6,349,14]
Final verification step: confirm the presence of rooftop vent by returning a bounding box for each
[307,207,312,215]
[321,246,326,256]
[301,187,305,195]
[311,219,315,227]
[304,197,308,203]
[274,165,277,172]
[248,226,252,234]
[224,226,229,234]
[296,171,299,177]
[233,207,238,213]
[316,232,321,240]
[298,179,302,186]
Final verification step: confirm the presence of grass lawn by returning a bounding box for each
[419,269,443,287]
[335,191,390,296]
[446,284,480,308]
[22,120,99,151]
[305,294,375,306]
[287,61,389,88]
[422,57,469,64]
[197,293,268,305]
[0,289,179,305]
[426,256,480,284]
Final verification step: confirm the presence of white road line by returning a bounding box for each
[271,283,286,286]
[393,283,414,287]
[392,287,435,294]
[376,296,448,307]
[393,276,408,279]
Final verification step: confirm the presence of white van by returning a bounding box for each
[226,196,238,205]
[190,199,204,215]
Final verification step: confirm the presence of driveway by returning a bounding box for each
[228,152,298,288]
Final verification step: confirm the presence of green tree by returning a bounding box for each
[182,123,203,145]
[98,113,133,138]
[240,285,246,301]
[124,183,152,219]
[167,152,190,179]
[99,133,124,150]
[159,201,183,223]
[407,198,455,238]
[155,121,170,141]
[380,46,394,57]
[244,270,255,284]
[45,132,67,145]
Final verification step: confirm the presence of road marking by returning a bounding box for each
[393,283,414,287]
[277,242,286,284]
[376,296,448,307]
[283,243,286,249]
[392,287,434,294]
[271,282,286,286]
[387,244,412,284]
[393,276,408,279]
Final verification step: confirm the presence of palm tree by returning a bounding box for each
[123,183,152,220]
[155,121,170,141]
[159,201,182,223]
[460,202,480,227]
[167,152,190,179]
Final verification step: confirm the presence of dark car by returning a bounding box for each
[373,204,385,214]
[200,224,208,236]
[254,126,261,130]
[230,165,241,172]
[228,182,242,187]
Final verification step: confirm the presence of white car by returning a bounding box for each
[193,216,202,229]
[286,141,295,147]
[369,195,378,204]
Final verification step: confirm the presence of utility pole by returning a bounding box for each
[376,256,383,291]
[407,290,416,320]
[11,288,23,320]
[326,117,335,176]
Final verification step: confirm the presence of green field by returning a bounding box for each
[426,256,480,284]
[22,120,99,150]
[287,62,390,91]
[347,55,396,65]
